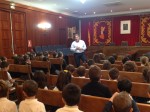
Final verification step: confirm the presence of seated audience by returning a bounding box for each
[142,67,150,83]
[112,53,118,60]
[57,51,67,70]
[103,91,139,112]
[103,61,111,70]
[19,80,46,112]
[99,53,106,60]
[53,70,72,91]
[108,56,115,64]
[140,56,150,67]
[0,80,17,112]
[66,64,75,75]
[122,56,130,64]
[123,61,137,72]
[82,65,111,98]
[109,67,119,80]
[1,61,14,87]
[76,66,86,78]
[87,59,95,67]
[93,53,101,63]
[117,79,132,93]
[33,70,48,89]
[56,83,82,112]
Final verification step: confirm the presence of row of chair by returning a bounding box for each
[99,41,142,46]
[16,85,150,112]
[34,45,74,56]
[47,75,149,98]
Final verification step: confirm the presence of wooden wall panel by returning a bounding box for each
[0,1,79,57]
[0,9,12,57]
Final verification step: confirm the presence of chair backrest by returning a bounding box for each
[9,64,32,79]
[31,60,51,73]
[135,42,142,46]
[35,46,42,53]
[137,66,145,72]
[7,59,14,64]
[41,46,49,52]
[119,71,145,83]
[121,41,128,46]
[49,58,63,70]
[37,89,64,107]
[36,88,150,112]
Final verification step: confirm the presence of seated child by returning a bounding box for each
[19,80,46,112]
[1,61,14,87]
[56,83,83,112]
[0,80,17,112]
[103,91,139,112]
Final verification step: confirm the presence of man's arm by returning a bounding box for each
[70,42,76,51]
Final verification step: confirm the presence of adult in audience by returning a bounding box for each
[53,70,72,91]
[82,65,111,98]
[123,61,137,72]
[70,33,87,67]
[103,61,111,70]
[0,80,17,112]
[19,80,46,112]
[103,91,139,112]
[76,66,86,78]
[109,67,119,80]
[56,83,82,112]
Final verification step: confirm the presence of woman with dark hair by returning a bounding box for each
[53,70,72,91]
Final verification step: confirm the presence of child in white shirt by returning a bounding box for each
[19,80,46,112]
[0,80,17,112]
[56,83,83,112]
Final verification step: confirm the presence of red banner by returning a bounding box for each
[92,20,112,45]
[140,16,150,44]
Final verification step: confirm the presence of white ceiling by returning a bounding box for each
[6,0,150,18]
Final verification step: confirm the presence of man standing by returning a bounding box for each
[70,33,87,67]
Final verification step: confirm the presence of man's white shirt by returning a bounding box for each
[70,40,86,53]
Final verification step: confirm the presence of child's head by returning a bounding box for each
[62,83,81,106]
[123,61,137,72]
[103,61,111,70]
[89,65,101,82]
[0,80,8,98]
[1,61,9,71]
[109,67,119,80]
[113,92,132,112]
[140,56,149,65]
[117,79,132,93]
[33,71,47,89]
[108,56,115,64]
[76,66,86,77]
[23,80,38,97]
[87,59,95,67]
[56,71,72,91]
[66,64,75,74]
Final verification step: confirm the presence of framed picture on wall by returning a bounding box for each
[120,20,131,34]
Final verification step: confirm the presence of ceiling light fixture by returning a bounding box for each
[10,2,15,9]
[80,0,86,4]
[37,22,51,30]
